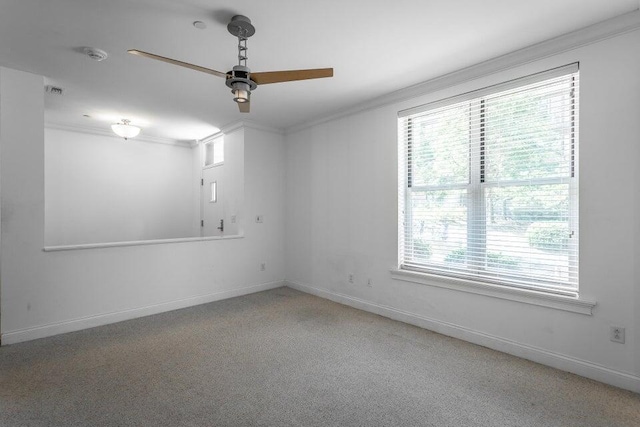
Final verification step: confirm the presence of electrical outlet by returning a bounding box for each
[256,215,264,223]
[610,326,625,344]
[348,274,354,284]
[367,279,372,288]
[260,263,266,271]
[231,215,236,223]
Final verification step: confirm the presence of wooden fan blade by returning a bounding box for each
[251,68,333,85]
[238,101,250,113]
[128,49,228,78]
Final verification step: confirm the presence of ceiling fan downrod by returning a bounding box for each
[237,34,248,67]
[227,15,255,67]
[226,15,257,105]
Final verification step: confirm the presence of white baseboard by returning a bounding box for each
[286,280,640,394]
[1,281,285,345]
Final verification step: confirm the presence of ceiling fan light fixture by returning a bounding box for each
[111,119,141,140]
[232,82,250,103]
[234,89,249,103]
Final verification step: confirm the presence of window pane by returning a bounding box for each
[484,79,574,181]
[485,184,576,285]
[410,104,469,186]
[204,142,214,166]
[213,139,224,164]
[203,138,224,167]
[406,189,467,267]
[210,181,217,203]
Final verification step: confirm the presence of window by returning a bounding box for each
[203,136,224,167]
[210,181,217,203]
[399,65,579,296]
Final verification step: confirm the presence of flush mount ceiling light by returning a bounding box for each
[111,119,141,140]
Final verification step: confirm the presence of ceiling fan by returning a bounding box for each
[128,15,333,113]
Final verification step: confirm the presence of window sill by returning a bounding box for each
[390,268,595,315]
[43,233,244,252]
[203,162,224,169]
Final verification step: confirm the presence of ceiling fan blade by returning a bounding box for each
[251,68,333,85]
[238,101,250,113]
[128,49,228,79]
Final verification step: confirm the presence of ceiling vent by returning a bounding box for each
[83,47,108,61]
[45,85,64,95]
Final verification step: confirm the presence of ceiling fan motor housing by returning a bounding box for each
[226,65,257,103]
[226,65,257,88]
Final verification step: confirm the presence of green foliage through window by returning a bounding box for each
[400,66,579,293]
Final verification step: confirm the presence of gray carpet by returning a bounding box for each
[0,287,638,426]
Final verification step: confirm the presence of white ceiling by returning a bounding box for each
[0,0,637,141]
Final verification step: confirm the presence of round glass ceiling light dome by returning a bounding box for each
[111,119,141,140]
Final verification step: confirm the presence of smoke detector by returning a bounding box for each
[83,47,108,61]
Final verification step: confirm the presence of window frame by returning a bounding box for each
[203,136,224,168]
[398,64,580,297]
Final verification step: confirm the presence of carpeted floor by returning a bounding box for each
[0,287,638,426]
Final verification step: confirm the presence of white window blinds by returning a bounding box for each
[398,65,579,296]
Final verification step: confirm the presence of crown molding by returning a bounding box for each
[45,122,193,148]
[286,9,640,135]
[198,122,242,143]
[45,119,284,148]
[242,120,285,135]
[220,121,244,135]
[197,120,283,144]
[223,120,284,135]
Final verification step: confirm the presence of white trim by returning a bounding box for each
[202,162,224,170]
[285,281,639,393]
[43,233,244,252]
[200,130,225,143]
[45,122,192,148]
[391,268,594,315]
[221,121,247,135]
[212,120,284,139]
[1,281,285,345]
[286,10,640,134]
[241,120,285,134]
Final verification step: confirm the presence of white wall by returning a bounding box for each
[45,128,198,245]
[285,29,640,391]
[0,66,286,343]
[244,126,286,276]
